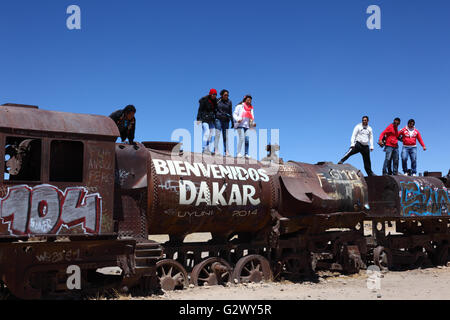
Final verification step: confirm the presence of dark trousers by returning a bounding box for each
[339,142,374,176]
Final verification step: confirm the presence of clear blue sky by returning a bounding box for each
[1,0,449,175]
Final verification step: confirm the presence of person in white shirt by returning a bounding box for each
[233,95,255,158]
[338,116,375,176]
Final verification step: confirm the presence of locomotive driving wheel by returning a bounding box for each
[278,254,312,281]
[434,244,450,266]
[156,259,189,291]
[190,257,232,286]
[232,255,272,284]
[373,246,392,271]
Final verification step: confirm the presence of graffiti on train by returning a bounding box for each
[400,181,450,217]
[0,184,102,235]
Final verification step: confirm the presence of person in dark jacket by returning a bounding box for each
[109,105,136,145]
[214,89,233,156]
[196,89,217,154]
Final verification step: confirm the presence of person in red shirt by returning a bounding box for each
[398,119,426,176]
[378,118,401,175]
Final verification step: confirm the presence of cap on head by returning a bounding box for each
[209,89,217,96]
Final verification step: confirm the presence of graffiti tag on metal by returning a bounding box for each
[400,181,450,217]
[153,159,268,207]
[0,184,102,236]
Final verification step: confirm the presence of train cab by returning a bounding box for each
[0,103,142,299]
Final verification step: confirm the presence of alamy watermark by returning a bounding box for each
[169,123,281,173]
[66,265,81,290]
[366,5,381,30]
[66,5,81,30]
[366,265,382,290]
[64,5,380,31]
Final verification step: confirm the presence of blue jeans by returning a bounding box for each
[202,122,215,153]
[383,146,399,175]
[402,146,417,174]
[214,119,230,153]
[237,127,249,156]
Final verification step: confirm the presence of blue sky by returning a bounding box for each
[1,0,449,175]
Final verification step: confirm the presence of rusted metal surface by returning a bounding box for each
[114,142,149,241]
[156,259,188,291]
[276,161,368,217]
[0,104,119,139]
[190,257,232,286]
[146,150,273,240]
[0,105,147,299]
[0,238,135,299]
[0,138,118,236]
[232,255,272,283]
[366,175,450,218]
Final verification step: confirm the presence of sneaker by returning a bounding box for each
[412,173,417,177]
[338,161,344,165]
[203,149,211,155]
[245,154,250,159]
[237,153,243,158]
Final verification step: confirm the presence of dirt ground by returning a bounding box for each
[115,229,450,300]
[112,266,449,300]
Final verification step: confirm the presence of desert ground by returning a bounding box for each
[113,229,450,300]
[117,266,450,301]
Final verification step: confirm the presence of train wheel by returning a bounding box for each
[278,254,312,281]
[232,255,272,284]
[190,257,232,286]
[156,259,189,291]
[434,244,450,266]
[373,246,392,271]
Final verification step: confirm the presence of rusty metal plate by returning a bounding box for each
[278,161,368,217]
[0,105,119,138]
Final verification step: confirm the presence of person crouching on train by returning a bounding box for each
[109,104,137,146]
[233,95,256,158]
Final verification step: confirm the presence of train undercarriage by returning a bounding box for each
[149,216,450,292]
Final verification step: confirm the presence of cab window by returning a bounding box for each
[4,136,42,182]
[50,140,84,182]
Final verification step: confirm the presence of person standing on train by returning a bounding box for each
[109,104,137,145]
[233,95,256,158]
[398,119,426,176]
[214,89,233,157]
[338,115,375,176]
[196,89,218,154]
[378,117,401,175]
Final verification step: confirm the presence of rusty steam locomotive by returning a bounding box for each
[0,103,449,299]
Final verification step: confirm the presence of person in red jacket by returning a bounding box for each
[378,117,401,175]
[398,119,426,176]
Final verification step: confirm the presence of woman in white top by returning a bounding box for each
[233,95,255,158]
